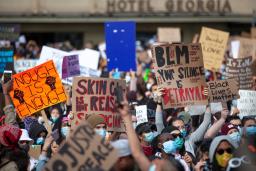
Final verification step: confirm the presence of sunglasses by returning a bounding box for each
[171,133,183,139]
[216,148,233,155]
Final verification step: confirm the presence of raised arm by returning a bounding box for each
[2,80,18,126]
[204,109,228,139]
[118,103,151,171]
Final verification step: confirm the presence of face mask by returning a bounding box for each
[61,126,70,137]
[148,164,156,171]
[132,122,137,129]
[246,126,256,136]
[36,137,44,145]
[153,131,159,138]
[162,140,176,154]
[95,128,107,139]
[238,126,242,135]
[144,132,154,143]
[229,132,241,144]
[180,129,187,138]
[174,137,184,149]
[51,116,58,123]
[216,152,233,168]
[125,75,131,83]
[146,83,152,90]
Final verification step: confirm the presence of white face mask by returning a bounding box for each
[125,75,131,83]
[132,122,137,129]
[146,83,152,90]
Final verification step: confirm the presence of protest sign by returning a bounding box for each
[207,79,239,103]
[135,105,148,125]
[43,120,118,171]
[9,60,67,119]
[237,90,256,118]
[199,27,229,70]
[0,24,20,41]
[72,77,126,132]
[71,49,100,70]
[62,55,80,79]
[186,105,206,115]
[0,48,14,78]
[151,43,208,109]
[29,145,41,159]
[210,102,223,114]
[224,57,253,90]
[233,37,256,59]
[105,21,136,71]
[14,59,38,73]
[157,27,181,43]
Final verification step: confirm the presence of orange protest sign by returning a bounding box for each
[9,60,67,119]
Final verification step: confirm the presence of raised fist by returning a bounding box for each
[45,76,56,90]
[14,89,25,104]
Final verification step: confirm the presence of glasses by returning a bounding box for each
[226,156,251,171]
[95,125,106,129]
[171,133,183,139]
[216,148,233,155]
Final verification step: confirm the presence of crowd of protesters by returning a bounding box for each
[0,35,256,171]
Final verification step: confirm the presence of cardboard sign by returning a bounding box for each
[62,55,80,79]
[72,77,126,132]
[43,120,118,171]
[151,43,208,109]
[105,21,136,71]
[186,105,206,115]
[9,60,67,119]
[207,79,239,102]
[0,24,20,41]
[0,48,14,77]
[233,37,256,59]
[135,105,148,125]
[237,90,256,118]
[28,145,41,159]
[157,27,181,43]
[224,57,253,90]
[199,27,229,70]
[14,59,38,73]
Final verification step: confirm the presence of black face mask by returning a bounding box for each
[19,144,30,152]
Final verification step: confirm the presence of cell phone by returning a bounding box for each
[51,129,60,141]
[2,70,12,83]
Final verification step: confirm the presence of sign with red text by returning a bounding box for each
[72,77,126,132]
[151,43,208,109]
[43,120,118,171]
[9,60,67,119]
[199,27,229,70]
[224,57,253,90]
[207,79,239,102]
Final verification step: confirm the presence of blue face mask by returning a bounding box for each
[174,137,184,149]
[144,132,154,143]
[51,116,58,123]
[162,140,176,154]
[246,126,256,136]
[229,132,241,144]
[95,129,107,139]
[180,129,187,138]
[61,126,70,137]
[36,137,44,145]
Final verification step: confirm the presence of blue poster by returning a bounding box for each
[0,48,14,77]
[105,21,136,71]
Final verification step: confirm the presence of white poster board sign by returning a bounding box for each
[135,105,148,125]
[210,102,223,114]
[237,90,256,118]
[186,105,206,115]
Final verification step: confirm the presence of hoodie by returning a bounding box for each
[209,135,237,163]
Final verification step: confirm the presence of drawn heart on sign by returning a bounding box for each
[14,89,25,104]
[45,76,56,90]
